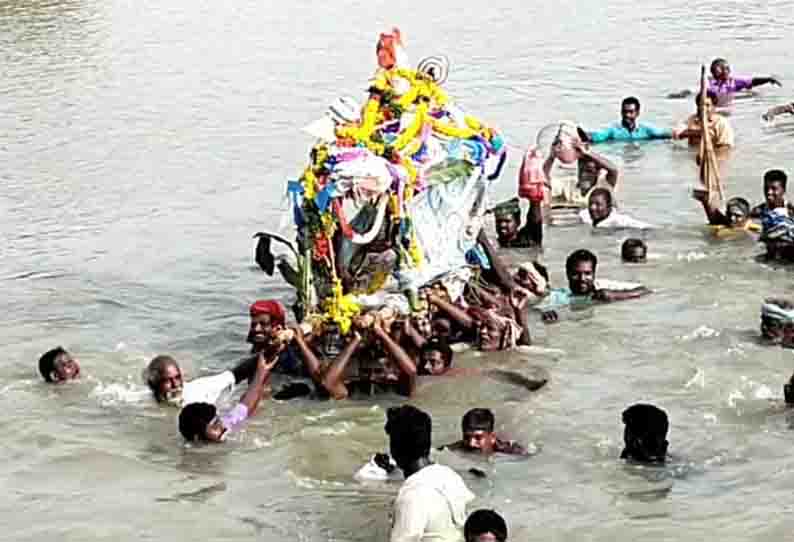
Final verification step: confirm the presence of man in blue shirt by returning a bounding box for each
[586,97,673,143]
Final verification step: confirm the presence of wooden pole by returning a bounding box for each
[699,65,724,206]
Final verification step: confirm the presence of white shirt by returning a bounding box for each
[579,209,653,229]
[181,370,235,406]
[390,464,474,542]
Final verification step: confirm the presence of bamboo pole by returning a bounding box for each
[699,65,724,206]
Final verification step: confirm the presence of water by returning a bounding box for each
[3,0,794,539]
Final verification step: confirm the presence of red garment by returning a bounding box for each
[249,300,286,326]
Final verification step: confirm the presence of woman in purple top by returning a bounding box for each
[178,350,279,443]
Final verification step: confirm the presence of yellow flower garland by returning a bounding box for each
[323,279,361,334]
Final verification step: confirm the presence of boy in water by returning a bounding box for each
[37,347,81,383]
[692,190,757,233]
[177,351,277,443]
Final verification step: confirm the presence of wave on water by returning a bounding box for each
[679,325,720,341]
[91,381,151,406]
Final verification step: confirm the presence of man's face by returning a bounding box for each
[468,534,500,542]
[249,313,276,346]
[432,319,452,341]
[420,350,447,376]
[495,215,518,241]
[711,61,730,81]
[765,180,786,208]
[412,314,433,339]
[514,268,545,296]
[621,103,639,129]
[204,417,227,443]
[53,351,80,382]
[726,203,748,227]
[462,428,497,454]
[624,246,647,264]
[478,320,502,352]
[588,194,611,223]
[158,363,183,403]
[568,260,595,296]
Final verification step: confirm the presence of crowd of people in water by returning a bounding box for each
[35,54,794,542]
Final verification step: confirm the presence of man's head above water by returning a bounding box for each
[587,188,614,225]
[621,238,647,264]
[385,405,432,473]
[418,337,453,376]
[178,402,226,443]
[464,509,508,542]
[144,354,183,404]
[565,249,598,296]
[620,96,641,131]
[38,346,81,383]
[493,198,522,243]
[620,403,669,463]
[460,408,498,454]
[763,169,788,210]
[247,299,287,352]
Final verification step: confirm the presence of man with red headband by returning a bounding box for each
[248,299,309,378]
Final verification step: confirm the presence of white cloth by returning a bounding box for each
[182,371,235,406]
[390,464,474,542]
[578,209,653,229]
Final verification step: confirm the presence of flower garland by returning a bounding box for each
[323,278,361,334]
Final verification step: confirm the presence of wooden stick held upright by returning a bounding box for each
[699,65,724,206]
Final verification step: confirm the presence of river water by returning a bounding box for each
[3,0,794,540]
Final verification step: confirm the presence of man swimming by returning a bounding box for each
[177,351,277,443]
[37,347,81,383]
[441,408,528,456]
[143,352,260,407]
[620,403,669,464]
[586,97,673,143]
[579,188,653,229]
[539,249,651,322]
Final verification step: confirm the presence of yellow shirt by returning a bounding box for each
[683,114,735,148]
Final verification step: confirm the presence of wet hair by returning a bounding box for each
[725,197,751,217]
[143,355,180,401]
[464,509,508,542]
[710,57,727,73]
[695,91,719,107]
[462,408,495,433]
[621,96,640,111]
[385,405,432,466]
[621,238,647,262]
[620,403,669,463]
[178,402,217,442]
[420,337,453,368]
[565,249,598,277]
[38,346,66,383]
[764,169,788,190]
[589,187,613,208]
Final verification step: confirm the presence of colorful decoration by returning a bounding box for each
[284,28,505,331]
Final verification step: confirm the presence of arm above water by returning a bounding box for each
[320,333,363,400]
[239,351,279,417]
[593,286,652,303]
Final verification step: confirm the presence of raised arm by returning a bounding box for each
[428,293,475,331]
[291,324,324,382]
[239,351,279,416]
[579,145,620,188]
[372,321,416,397]
[320,332,363,400]
[751,76,782,89]
[692,189,729,226]
[476,229,515,291]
